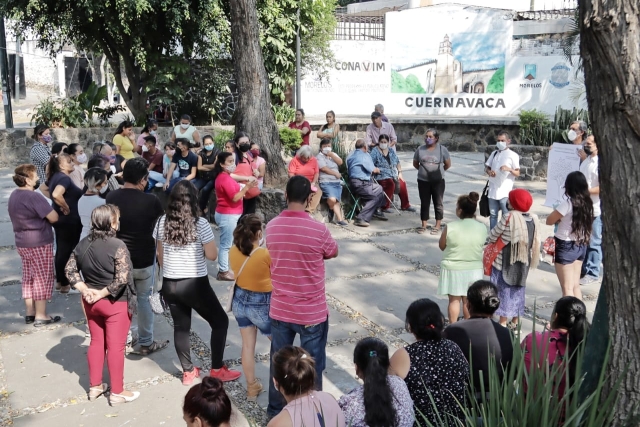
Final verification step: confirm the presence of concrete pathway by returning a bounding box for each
[0,153,600,426]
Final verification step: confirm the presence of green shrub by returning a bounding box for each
[272,104,296,125]
[29,98,64,127]
[518,106,590,146]
[213,129,235,150]
[279,127,302,153]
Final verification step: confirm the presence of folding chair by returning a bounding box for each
[373,177,401,215]
[341,177,362,221]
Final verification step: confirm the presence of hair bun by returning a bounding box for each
[485,296,500,309]
[468,192,480,204]
[200,377,224,399]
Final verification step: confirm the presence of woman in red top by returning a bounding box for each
[214,152,257,281]
[288,109,310,146]
[287,145,322,214]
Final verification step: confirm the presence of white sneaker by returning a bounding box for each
[579,275,601,286]
[155,182,164,188]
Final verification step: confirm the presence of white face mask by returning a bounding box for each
[99,184,108,194]
[322,147,331,154]
[567,129,578,142]
[150,130,157,136]
[496,141,507,151]
[76,153,88,164]
[141,145,149,153]
[180,123,190,130]
[379,143,388,150]
[225,164,237,173]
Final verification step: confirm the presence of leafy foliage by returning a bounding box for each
[486,67,505,93]
[391,71,426,93]
[213,130,235,150]
[272,104,296,125]
[518,106,589,146]
[279,127,303,153]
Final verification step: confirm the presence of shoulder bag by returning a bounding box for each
[149,218,167,314]
[225,247,262,313]
[482,214,511,276]
[419,145,444,181]
[479,151,497,218]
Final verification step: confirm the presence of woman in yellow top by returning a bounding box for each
[229,214,272,402]
[112,120,136,159]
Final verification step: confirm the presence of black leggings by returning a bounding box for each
[162,275,229,371]
[54,221,82,287]
[241,197,257,219]
[417,179,445,221]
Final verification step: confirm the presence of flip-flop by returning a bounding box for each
[430,227,441,235]
[34,316,62,327]
[417,227,427,234]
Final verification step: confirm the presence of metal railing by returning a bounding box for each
[334,14,385,41]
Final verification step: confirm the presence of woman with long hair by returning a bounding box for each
[339,337,414,427]
[267,346,345,427]
[113,120,136,160]
[317,110,340,144]
[30,123,52,182]
[522,296,589,401]
[67,143,88,189]
[153,180,240,385]
[389,299,468,426]
[438,192,487,323]
[8,164,60,325]
[213,152,257,281]
[546,171,594,299]
[229,214,272,401]
[65,204,139,404]
[47,153,84,293]
[137,118,158,154]
[488,188,540,328]
[183,377,232,427]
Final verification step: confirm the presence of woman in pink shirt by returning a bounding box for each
[287,146,322,213]
[214,152,258,282]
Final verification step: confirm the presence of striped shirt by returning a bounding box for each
[153,215,215,279]
[266,210,338,325]
[30,142,51,182]
[488,212,533,270]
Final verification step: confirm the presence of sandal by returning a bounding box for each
[88,383,109,401]
[33,316,62,327]
[430,227,441,235]
[109,390,140,405]
[25,316,35,324]
[417,227,427,234]
[138,340,170,356]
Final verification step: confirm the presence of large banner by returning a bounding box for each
[301,5,581,117]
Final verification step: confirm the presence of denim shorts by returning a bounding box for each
[554,237,587,265]
[232,286,272,336]
[319,181,343,200]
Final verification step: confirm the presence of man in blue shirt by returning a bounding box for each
[347,139,388,227]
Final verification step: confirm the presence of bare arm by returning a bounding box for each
[203,240,218,261]
[232,180,257,202]
[52,185,69,215]
[546,210,563,226]
[329,151,343,166]
[439,227,447,251]
[444,158,452,171]
[192,130,201,144]
[257,161,266,178]
[389,347,410,379]
[230,173,257,183]
[413,159,419,170]
[157,241,164,267]
[185,166,197,181]
[46,210,59,224]
[590,186,600,195]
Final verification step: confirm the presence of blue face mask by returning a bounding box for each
[204,144,215,151]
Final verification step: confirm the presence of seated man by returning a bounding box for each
[346,139,388,227]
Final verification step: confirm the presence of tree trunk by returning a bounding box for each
[579,1,640,425]
[228,0,287,186]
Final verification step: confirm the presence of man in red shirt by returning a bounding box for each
[265,175,339,419]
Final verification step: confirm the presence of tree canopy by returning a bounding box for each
[0,0,337,121]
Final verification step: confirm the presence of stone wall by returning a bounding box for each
[307,122,520,153]
[483,145,550,181]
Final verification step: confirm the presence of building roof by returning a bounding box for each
[395,59,437,72]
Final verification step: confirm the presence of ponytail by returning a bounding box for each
[354,338,396,427]
[551,296,590,383]
[47,153,71,183]
[233,214,262,256]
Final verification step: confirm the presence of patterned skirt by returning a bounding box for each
[17,244,55,300]
[491,267,526,318]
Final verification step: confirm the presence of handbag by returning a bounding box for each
[482,214,511,275]
[243,158,261,200]
[225,247,262,313]
[149,218,166,315]
[479,181,490,217]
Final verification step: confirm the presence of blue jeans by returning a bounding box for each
[132,265,155,346]
[165,176,188,194]
[232,287,272,336]
[214,212,241,273]
[489,197,509,231]
[581,215,602,278]
[267,317,329,418]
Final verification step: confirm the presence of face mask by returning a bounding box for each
[204,144,215,152]
[239,143,250,153]
[33,179,41,190]
[108,155,116,165]
[150,130,157,136]
[109,166,116,175]
[567,129,578,142]
[225,164,237,173]
[141,145,149,153]
[583,146,593,156]
[322,147,331,154]
[250,148,260,157]
[425,137,435,145]
[379,143,388,150]
[76,153,88,164]
[42,134,52,143]
[180,123,190,129]
[167,150,175,156]
[100,184,109,194]
[496,141,507,151]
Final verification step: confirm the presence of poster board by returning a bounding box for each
[544,142,581,207]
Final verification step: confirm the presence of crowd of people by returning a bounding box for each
[7,113,600,425]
